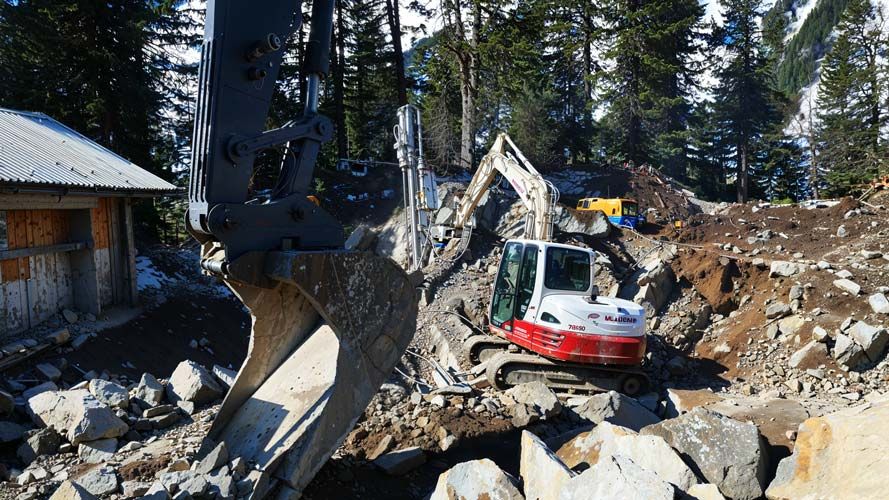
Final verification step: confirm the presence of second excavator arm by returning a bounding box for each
[451,133,559,242]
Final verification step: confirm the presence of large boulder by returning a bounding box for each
[788,341,829,369]
[766,399,889,500]
[429,459,524,500]
[555,422,698,491]
[869,293,889,314]
[574,391,660,431]
[769,261,802,278]
[88,379,129,409]
[49,480,99,500]
[17,428,61,463]
[833,333,866,368]
[502,381,562,419]
[641,407,767,500]
[74,466,119,496]
[554,206,611,238]
[848,321,888,362]
[520,431,574,500]
[558,454,674,500]
[665,388,723,418]
[133,373,165,407]
[27,389,128,445]
[165,360,223,405]
[705,397,810,456]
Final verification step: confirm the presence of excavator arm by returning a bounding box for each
[450,133,559,242]
[187,1,418,498]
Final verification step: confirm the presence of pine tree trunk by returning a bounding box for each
[384,0,408,105]
[333,0,348,159]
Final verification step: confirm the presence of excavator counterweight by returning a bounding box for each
[187,1,417,497]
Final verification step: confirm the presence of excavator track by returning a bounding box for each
[485,352,648,396]
[463,334,512,364]
[202,250,418,499]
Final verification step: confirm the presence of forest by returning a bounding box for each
[0,0,887,216]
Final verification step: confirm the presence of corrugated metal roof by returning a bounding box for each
[0,107,178,194]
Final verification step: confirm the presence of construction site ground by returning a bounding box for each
[2,165,889,499]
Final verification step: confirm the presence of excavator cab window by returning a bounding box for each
[622,202,638,216]
[491,242,523,327]
[515,245,538,319]
[545,247,591,292]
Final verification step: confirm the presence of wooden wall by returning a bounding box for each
[0,197,129,336]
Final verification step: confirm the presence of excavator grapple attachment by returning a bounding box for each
[204,251,417,498]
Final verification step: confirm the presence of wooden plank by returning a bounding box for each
[95,248,113,306]
[24,210,35,248]
[57,253,74,310]
[0,242,87,260]
[4,279,24,333]
[0,194,98,211]
[12,211,26,250]
[0,282,6,335]
[123,199,138,306]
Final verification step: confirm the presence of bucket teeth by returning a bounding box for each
[205,251,418,498]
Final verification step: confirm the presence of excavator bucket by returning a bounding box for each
[202,250,417,499]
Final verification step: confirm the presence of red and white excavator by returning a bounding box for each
[396,124,649,395]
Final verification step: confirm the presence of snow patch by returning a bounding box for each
[136,256,170,291]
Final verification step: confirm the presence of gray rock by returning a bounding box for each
[166,361,223,405]
[36,363,62,381]
[833,279,861,295]
[17,428,61,463]
[520,431,573,500]
[849,321,888,363]
[0,421,26,443]
[49,480,98,500]
[429,459,524,500]
[133,373,165,407]
[62,309,79,324]
[834,333,866,368]
[194,442,229,474]
[575,391,660,431]
[74,466,118,496]
[143,405,175,418]
[22,381,58,401]
[88,379,129,409]
[869,293,889,315]
[27,389,128,444]
[789,341,829,369]
[769,261,802,278]
[373,447,426,475]
[559,454,674,500]
[642,407,767,500]
[812,326,830,343]
[835,269,854,279]
[789,285,804,301]
[837,225,847,237]
[71,334,91,350]
[77,438,117,464]
[211,365,237,390]
[140,482,171,500]
[178,474,208,497]
[120,480,152,498]
[765,302,791,319]
[502,381,561,419]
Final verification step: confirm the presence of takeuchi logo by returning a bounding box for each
[605,315,637,323]
[587,313,600,319]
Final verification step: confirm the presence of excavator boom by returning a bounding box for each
[187,1,417,497]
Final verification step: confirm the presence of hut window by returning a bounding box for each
[0,211,6,250]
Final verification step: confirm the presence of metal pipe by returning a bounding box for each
[304,74,321,115]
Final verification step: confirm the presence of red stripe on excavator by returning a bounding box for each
[491,320,645,365]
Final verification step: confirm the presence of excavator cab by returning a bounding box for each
[186,1,417,497]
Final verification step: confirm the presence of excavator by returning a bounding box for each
[426,133,650,396]
[186,0,416,498]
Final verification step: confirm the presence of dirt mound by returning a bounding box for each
[671,252,742,315]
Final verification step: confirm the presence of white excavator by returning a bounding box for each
[396,120,649,395]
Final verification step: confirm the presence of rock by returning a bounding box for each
[555,422,697,491]
[23,381,58,400]
[835,269,854,279]
[836,225,847,237]
[687,484,727,500]
[769,261,802,278]
[642,407,767,500]
[141,482,171,500]
[211,365,237,389]
[133,373,164,407]
[49,480,98,500]
[150,411,180,429]
[817,261,831,270]
[17,428,61,463]
[71,335,90,350]
[89,379,129,409]
[833,279,861,295]
[194,442,228,474]
[575,391,660,431]
[367,435,395,461]
[788,341,829,369]
[27,389,128,445]
[860,250,882,259]
[788,285,803,301]
[36,363,62,381]
[74,466,118,496]
[121,480,152,498]
[811,326,830,343]
[373,447,426,475]
[849,321,888,362]
[62,309,79,324]
[0,421,26,443]
[777,315,805,337]
[833,333,866,368]
[143,405,175,418]
[175,401,196,416]
[706,398,810,457]
[207,471,236,499]
[429,459,524,500]
[0,389,14,414]
[166,361,223,405]
[178,474,208,497]
[766,399,889,499]
[665,389,723,418]
[77,438,117,464]
[870,293,889,315]
[520,431,573,500]
[558,454,674,500]
[503,381,561,419]
[765,302,790,319]
[344,224,378,251]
